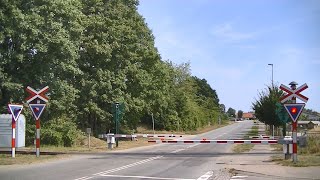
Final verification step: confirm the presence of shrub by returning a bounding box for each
[41,116,82,147]
[299,135,320,155]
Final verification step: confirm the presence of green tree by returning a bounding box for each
[237,110,243,119]
[0,0,227,145]
[219,104,226,113]
[252,85,285,127]
[227,107,236,117]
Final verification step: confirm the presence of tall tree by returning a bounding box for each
[227,107,236,117]
[252,85,285,127]
[237,110,243,118]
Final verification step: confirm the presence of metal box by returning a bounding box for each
[0,114,26,148]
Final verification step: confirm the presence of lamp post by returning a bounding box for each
[268,64,274,138]
[268,64,273,87]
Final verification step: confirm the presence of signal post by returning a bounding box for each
[26,86,49,157]
[280,81,308,163]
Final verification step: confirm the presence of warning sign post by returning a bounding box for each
[8,104,23,158]
[26,86,49,157]
[280,81,308,163]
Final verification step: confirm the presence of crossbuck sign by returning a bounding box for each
[279,83,308,103]
[26,86,49,103]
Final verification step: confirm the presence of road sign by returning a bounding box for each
[29,104,46,120]
[280,83,308,103]
[8,104,23,121]
[26,86,49,103]
[283,103,305,122]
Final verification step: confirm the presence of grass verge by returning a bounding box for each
[232,125,258,153]
[271,127,320,167]
[0,153,68,165]
[271,154,320,167]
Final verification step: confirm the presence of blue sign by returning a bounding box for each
[29,104,46,120]
[284,103,305,122]
[8,104,23,121]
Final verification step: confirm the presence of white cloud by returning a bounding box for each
[211,23,256,42]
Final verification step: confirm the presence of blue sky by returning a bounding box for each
[138,0,320,112]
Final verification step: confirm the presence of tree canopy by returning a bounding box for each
[252,85,285,126]
[0,0,225,146]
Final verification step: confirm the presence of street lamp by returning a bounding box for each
[268,64,273,87]
[268,64,274,138]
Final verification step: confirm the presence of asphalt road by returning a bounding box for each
[0,120,267,180]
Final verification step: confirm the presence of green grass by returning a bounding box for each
[299,135,320,155]
[246,125,259,137]
[233,144,254,153]
[271,127,320,167]
[232,125,258,153]
[0,153,67,165]
[272,154,320,167]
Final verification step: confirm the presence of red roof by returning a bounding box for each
[242,113,254,119]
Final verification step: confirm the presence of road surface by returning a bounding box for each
[0,121,287,180]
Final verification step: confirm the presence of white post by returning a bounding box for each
[88,133,91,150]
[272,125,274,139]
[151,113,155,135]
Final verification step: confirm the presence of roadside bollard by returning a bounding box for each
[283,136,293,160]
[107,133,115,149]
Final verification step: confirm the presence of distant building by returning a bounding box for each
[297,121,320,130]
[307,114,320,121]
[242,112,255,120]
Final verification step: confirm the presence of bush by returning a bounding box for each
[41,116,83,147]
[299,135,320,155]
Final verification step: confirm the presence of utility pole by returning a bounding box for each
[268,64,274,138]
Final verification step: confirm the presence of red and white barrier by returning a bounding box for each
[148,139,278,144]
[12,117,16,158]
[36,120,40,157]
[130,134,182,138]
[99,134,183,139]
[249,136,278,139]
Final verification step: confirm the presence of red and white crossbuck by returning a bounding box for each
[280,83,308,103]
[26,86,49,103]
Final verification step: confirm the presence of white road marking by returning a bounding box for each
[74,176,93,180]
[187,144,199,148]
[230,175,248,179]
[74,156,163,180]
[93,156,163,176]
[231,176,248,178]
[196,171,213,180]
[171,149,185,153]
[100,174,194,180]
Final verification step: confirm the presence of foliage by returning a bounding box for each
[227,107,236,117]
[252,85,285,126]
[237,110,243,118]
[0,0,226,146]
[219,104,226,113]
[299,135,320,155]
[41,116,83,147]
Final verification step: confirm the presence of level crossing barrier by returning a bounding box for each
[148,139,280,144]
[98,134,183,139]
[249,135,279,139]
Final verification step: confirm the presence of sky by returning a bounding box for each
[138,0,320,113]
